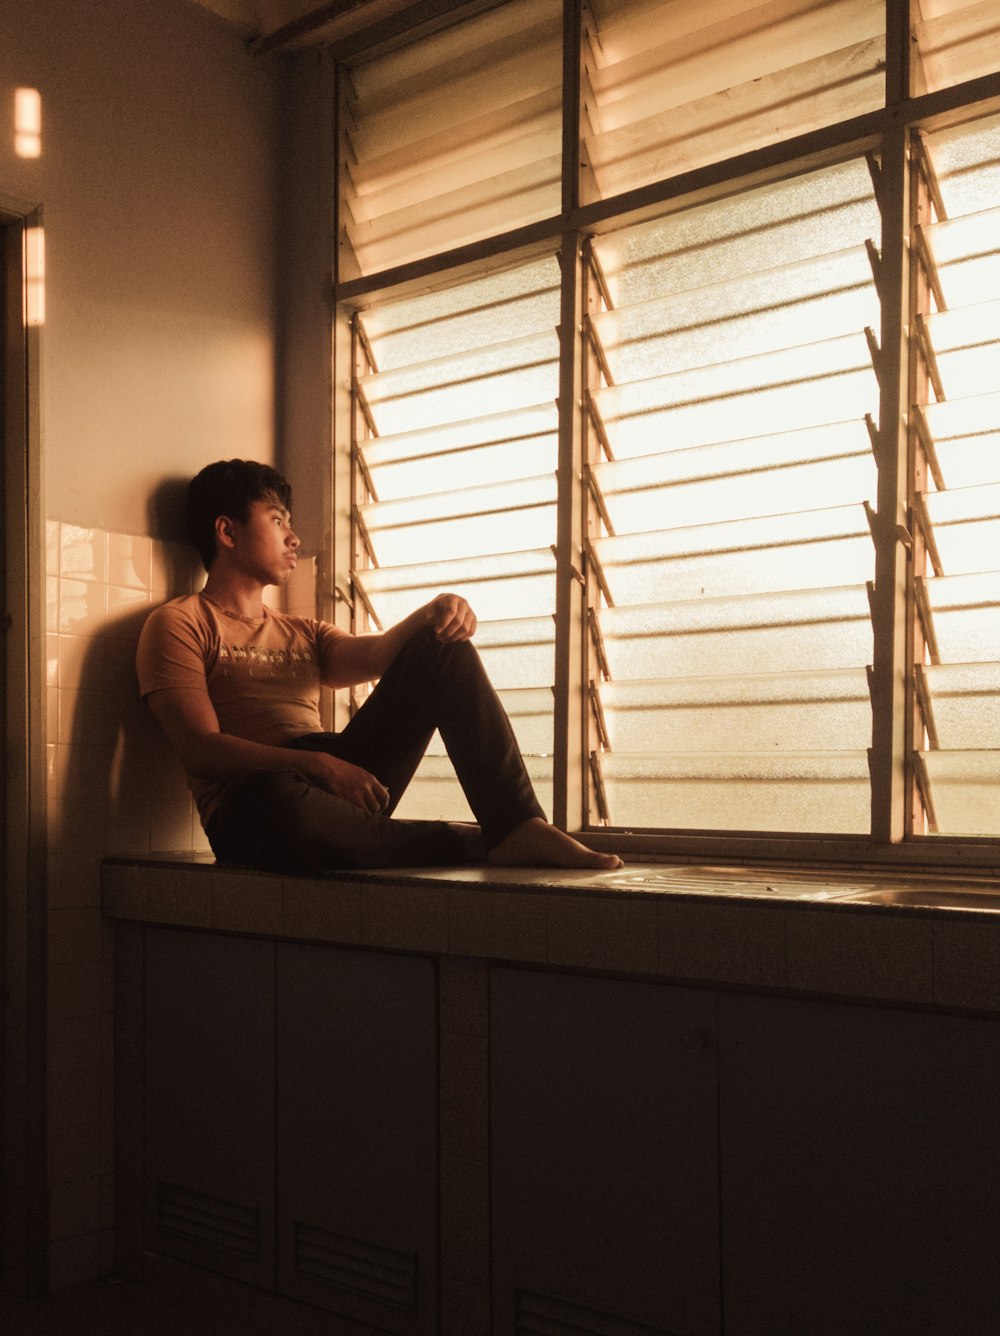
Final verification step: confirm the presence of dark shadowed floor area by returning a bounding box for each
[0,1279,239,1336]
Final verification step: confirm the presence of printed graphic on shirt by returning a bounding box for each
[217,644,315,676]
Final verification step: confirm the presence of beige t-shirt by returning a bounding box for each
[136,592,346,825]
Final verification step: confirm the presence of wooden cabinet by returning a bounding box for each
[134,922,1000,1336]
[143,928,276,1288]
[491,967,721,1336]
[275,944,437,1335]
[719,993,1000,1336]
[142,930,437,1333]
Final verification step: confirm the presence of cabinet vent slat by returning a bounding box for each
[515,1290,678,1336]
[293,1220,418,1310]
[157,1181,259,1257]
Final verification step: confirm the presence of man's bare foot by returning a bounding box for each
[488,818,623,870]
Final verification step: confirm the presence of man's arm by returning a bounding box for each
[321,592,476,688]
[146,687,390,814]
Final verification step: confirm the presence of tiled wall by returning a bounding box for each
[43,518,316,1287]
[44,520,203,1288]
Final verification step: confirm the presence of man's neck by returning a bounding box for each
[201,569,268,621]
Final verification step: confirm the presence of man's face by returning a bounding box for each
[226,497,300,586]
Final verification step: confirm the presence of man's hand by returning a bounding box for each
[301,751,389,815]
[318,593,478,687]
[146,685,391,814]
[425,592,477,642]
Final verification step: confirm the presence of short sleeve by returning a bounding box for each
[315,619,350,683]
[136,602,211,698]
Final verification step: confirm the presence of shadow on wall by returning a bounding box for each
[54,478,207,860]
[147,475,188,553]
[51,478,316,866]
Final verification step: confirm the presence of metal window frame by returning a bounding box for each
[330,0,1000,873]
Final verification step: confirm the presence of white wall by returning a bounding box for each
[1,0,280,537]
[274,49,334,562]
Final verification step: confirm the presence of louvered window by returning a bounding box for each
[332,0,1000,866]
[908,114,1000,838]
[349,257,562,820]
[339,0,563,276]
[583,159,882,833]
[580,0,885,201]
[910,0,1000,95]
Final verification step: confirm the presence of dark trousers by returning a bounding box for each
[206,627,545,873]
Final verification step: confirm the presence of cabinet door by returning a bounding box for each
[491,968,720,1336]
[144,928,275,1287]
[720,993,1000,1336]
[276,944,437,1335]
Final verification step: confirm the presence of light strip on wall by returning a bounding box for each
[14,87,42,158]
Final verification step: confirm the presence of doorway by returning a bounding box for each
[1,210,47,1295]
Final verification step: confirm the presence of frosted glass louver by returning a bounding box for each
[340,0,563,275]
[908,116,1000,837]
[349,256,562,823]
[585,158,882,834]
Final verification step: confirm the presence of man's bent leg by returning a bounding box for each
[206,768,472,874]
[331,628,545,849]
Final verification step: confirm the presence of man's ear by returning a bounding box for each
[214,514,238,552]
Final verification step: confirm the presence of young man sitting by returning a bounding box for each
[136,459,623,875]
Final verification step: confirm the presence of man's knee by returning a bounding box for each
[403,624,481,676]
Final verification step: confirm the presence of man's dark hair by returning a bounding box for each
[185,459,293,570]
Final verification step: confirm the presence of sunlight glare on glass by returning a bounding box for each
[376,400,550,510]
[15,88,42,158]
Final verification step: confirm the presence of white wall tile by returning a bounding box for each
[57,688,107,745]
[47,854,103,910]
[57,634,101,691]
[60,524,107,584]
[107,533,151,591]
[48,907,104,967]
[107,799,152,856]
[191,818,213,854]
[105,587,150,643]
[150,799,197,853]
[58,579,106,635]
[46,576,59,633]
[46,633,59,686]
[49,798,111,863]
[46,519,61,576]
[151,538,199,594]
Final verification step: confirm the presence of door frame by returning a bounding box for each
[1,203,47,1296]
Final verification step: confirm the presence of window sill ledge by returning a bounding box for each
[102,854,1000,1012]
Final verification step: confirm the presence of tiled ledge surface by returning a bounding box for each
[102,856,1000,1013]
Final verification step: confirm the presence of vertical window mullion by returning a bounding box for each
[552,231,588,831]
[868,125,912,843]
[561,0,583,216]
[884,0,911,109]
[905,133,937,837]
[349,310,379,701]
[581,237,613,829]
[550,0,586,830]
[330,304,355,733]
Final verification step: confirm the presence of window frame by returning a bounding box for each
[331,0,1000,873]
